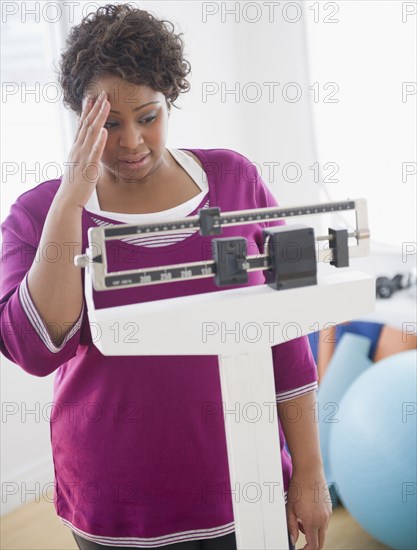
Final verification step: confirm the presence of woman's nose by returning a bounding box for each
[119,125,144,149]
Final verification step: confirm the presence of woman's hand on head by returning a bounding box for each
[55,91,110,211]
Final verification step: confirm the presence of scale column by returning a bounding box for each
[218,348,289,550]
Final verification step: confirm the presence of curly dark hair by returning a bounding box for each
[57,3,191,115]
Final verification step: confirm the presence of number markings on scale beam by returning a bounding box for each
[102,200,356,240]
[104,255,269,289]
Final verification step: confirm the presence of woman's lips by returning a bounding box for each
[118,154,150,170]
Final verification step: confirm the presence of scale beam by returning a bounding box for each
[74,198,370,292]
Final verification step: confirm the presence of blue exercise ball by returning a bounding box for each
[328,350,417,550]
[317,333,373,506]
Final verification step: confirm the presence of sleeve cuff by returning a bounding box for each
[276,381,318,403]
[18,273,85,353]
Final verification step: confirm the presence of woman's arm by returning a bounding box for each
[278,391,332,550]
[26,198,84,347]
[0,198,86,376]
[27,93,109,347]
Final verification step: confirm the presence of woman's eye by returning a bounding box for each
[104,115,156,129]
[141,115,157,124]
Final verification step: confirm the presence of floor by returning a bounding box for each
[0,497,391,550]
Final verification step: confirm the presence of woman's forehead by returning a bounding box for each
[85,77,161,103]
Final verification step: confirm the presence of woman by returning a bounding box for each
[0,4,331,549]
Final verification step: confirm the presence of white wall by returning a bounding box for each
[304,0,416,248]
[304,0,416,336]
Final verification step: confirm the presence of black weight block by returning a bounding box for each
[212,237,249,286]
[262,225,317,290]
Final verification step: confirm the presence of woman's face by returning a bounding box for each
[82,74,171,186]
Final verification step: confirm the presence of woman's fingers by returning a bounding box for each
[90,127,108,166]
[76,91,107,146]
[83,96,110,155]
[317,526,326,550]
[75,94,95,141]
[57,91,110,209]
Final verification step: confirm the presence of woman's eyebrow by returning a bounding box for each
[109,101,160,114]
